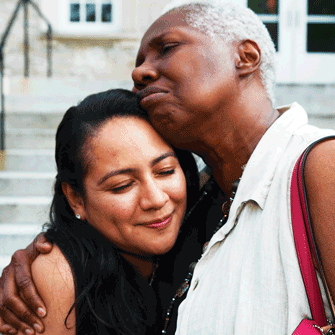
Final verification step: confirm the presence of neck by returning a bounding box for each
[195,95,279,196]
[121,253,155,281]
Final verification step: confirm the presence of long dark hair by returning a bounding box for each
[45,89,200,334]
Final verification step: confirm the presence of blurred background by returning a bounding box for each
[0,0,334,273]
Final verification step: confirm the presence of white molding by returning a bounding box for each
[0,172,56,179]
[48,30,141,40]
[0,224,42,235]
[7,149,54,156]
[0,197,52,205]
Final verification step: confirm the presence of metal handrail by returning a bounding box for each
[0,0,52,170]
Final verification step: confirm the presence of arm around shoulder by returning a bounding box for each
[20,245,76,335]
[304,139,335,305]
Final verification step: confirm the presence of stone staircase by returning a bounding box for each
[0,109,62,272]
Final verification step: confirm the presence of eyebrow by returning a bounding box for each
[97,151,177,186]
[151,152,176,167]
[148,32,170,46]
[136,32,174,66]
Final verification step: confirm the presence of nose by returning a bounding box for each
[139,178,169,211]
[132,61,159,91]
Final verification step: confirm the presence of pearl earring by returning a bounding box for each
[76,214,81,220]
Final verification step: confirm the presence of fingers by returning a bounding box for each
[0,305,37,335]
[0,314,18,334]
[321,324,335,334]
[1,264,44,333]
[29,233,52,256]
[11,250,47,321]
[2,294,45,334]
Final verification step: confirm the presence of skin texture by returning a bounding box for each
[1,8,335,334]
[133,10,335,329]
[304,139,335,304]
[22,246,75,335]
[132,10,279,196]
[64,117,187,260]
[0,116,187,334]
[0,235,51,334]
[0,245,75,335]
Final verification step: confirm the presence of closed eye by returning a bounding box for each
[112,181,134,193]
[160,43,178,56]
[158,169,175,176]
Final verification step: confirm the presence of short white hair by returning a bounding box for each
[162,0,276,106]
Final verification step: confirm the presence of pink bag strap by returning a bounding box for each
[291,135,335,327]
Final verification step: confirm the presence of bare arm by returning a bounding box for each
[25,245,76,335]
[0,234,53,334]
[304,139,335,304]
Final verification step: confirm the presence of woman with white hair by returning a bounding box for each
[1,1,335,334]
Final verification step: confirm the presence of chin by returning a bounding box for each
[149,240,177,256]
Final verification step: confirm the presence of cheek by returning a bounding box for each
[169,172,187,208]
[84,192,139,228]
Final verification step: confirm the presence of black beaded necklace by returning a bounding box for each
[160,179,240,334]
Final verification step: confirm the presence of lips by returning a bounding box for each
[137,87,168,108]
[143,213,173,229]
[137,87,168,101]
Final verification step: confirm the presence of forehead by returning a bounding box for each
[141,10,191,47]
[92,117,171,157]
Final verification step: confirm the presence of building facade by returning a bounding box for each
[0,0,334,272]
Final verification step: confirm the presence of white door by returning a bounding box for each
[294,0,335,83]
[240,0,294,82]
[240,0,335,83]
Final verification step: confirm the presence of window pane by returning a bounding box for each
[264,22,278,51]
[308,1,335,16]
[102,4,112,22]
[307,23,335,52]
[248,0,278,15]
[86,3,96,22]
[70,3,80,22]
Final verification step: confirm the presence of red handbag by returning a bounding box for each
[291,136,335,335]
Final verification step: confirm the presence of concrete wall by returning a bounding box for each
[0,0,172,82]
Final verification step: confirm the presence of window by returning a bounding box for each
[248,0,279,51]
[69,1,113,23]
[60,0,120,34]
[236,0,335,83]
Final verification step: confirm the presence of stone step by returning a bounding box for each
[0,224,43,253]
[0,197,51,224]
[5,128,56,149]
[5,111,63,130]
[0,172,56,197]
[5,149,56,172]
[4,77,132,114]
[0,224,43,272]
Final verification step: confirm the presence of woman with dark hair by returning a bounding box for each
[0,88,224,335]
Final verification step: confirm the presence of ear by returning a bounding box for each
[235,39,261,77]
[62,182,86,220]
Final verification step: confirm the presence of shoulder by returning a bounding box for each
[304,138,335,216]
[304,138,335,182]
[31,244,76,334]
[32,244,75,297]
[303,138,335,300]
